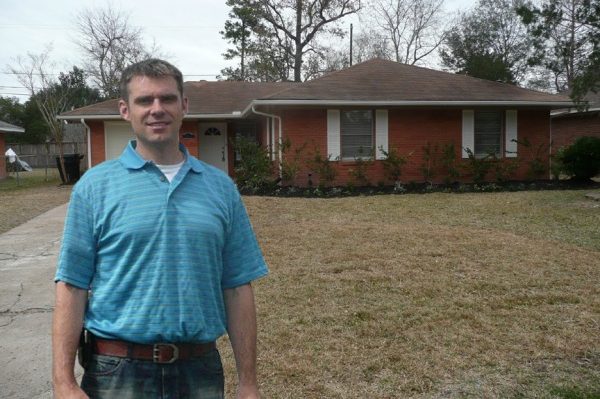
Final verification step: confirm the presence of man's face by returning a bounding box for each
[119,75,188,152]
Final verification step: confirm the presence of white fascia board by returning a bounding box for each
[252,99,573,107]
[0,127,25,133]
[185,113,246,119]
[58,113,247,121]
[57,115,123,121]
[551,107,600,117]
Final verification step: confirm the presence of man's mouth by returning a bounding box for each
[147,121,170,129]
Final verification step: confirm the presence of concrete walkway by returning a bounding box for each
[0,203,82,399]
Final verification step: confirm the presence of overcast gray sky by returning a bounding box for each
[0,0,476,101]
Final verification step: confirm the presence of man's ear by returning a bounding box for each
[182,96,189,115]
[119,99,130,121]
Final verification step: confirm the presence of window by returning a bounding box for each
[232,121,257,162]
[474,111,502,157]
[341,110,373,159]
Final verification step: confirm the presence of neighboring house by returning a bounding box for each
[0,120,25,180]
[551,91,600,152]
[58,58,572,186]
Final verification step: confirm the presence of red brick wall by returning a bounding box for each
[89,121,105,167]
[0,134,6,180]
[388,109,460,183]
[513,109,551,180]
[279,107,552,186]
[279,109,327,186]
[551,112,600,152]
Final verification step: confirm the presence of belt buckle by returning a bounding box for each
[153,343,179,364]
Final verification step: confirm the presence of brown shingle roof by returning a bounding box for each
[185,81,296,115]
[59,81,296,119]
[260,58,571,103]
[59,59,571,119]
[60,99,121,118]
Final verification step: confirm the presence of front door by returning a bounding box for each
[198,122,228,173]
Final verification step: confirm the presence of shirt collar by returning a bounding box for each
[119,140,204,174]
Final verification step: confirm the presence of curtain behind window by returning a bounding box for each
[341,110,373,158]
[474,111,502,156]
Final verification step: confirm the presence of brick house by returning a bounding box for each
[0,121,25,180]
[58,59,572,186]
[551,91,600,152]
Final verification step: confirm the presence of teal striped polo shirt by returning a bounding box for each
[55,141,268,344]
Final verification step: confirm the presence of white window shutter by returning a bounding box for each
[462,110,474,158]
[505,110,518,157]
[375,110,388,160]
[327,110,341,160]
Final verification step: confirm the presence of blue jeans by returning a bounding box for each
[80,349,224,399]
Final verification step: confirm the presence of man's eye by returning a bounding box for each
[161,96,178,103]
[136,98,153,105]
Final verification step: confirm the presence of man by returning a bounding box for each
[52,59,268,399]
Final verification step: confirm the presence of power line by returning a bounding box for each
[2,72,220,77]
[0,85,39,89]
[0,24,222,30]
[1,72,60,76]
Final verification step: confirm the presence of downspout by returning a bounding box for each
[251,105,282,179]
[549,112,553,180]
[81,118,92,170]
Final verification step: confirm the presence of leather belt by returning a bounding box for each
[92,338,216,364]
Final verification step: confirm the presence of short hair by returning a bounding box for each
[119,59,184,102]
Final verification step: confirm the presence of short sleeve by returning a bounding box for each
[55,188,97,289]
[221,188,269,289]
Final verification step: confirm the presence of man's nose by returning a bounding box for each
[150,98,165,114]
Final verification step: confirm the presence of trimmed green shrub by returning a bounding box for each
[232,136,275,192]
[556,136,600,181]
[349,147,373,186]
[279,138,307,185]
[462,148,493,184]
[440,143,460,184]
[379,146,409,183]
[307,147,337,187]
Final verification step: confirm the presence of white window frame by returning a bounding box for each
[463,110,518,158]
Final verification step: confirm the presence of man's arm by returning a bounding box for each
[224,283,260,399]
[52,281,89,399]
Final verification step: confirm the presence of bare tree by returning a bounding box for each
[256,0,362,81]
[353,29,393,62]
[369,0,446,65]
[8,46,71,173]
[301,29,392,79]
[74,5,161,98]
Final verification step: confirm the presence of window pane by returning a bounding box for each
[341,110,372,158]
[233,121,257,162]
[475,111,501,156]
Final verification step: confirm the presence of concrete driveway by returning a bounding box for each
[0,203,83,399]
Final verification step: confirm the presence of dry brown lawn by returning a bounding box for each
[0,169,71,234]
[2,172,598,397]
[219,191,600,398]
